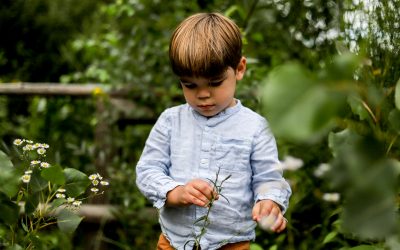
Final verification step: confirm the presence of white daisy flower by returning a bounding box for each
[275,156,304,171]
[322,193,340,202]
[92,179,99,186]
[56,193,66,199]
[89,174,98,180]
[314,163,331,178]
[100,181,109,186]
[21,174,31,183]
[57,188,66,193]
[23,144,34,151]
[67,197,75,203]
[72,200,82,207]
[25,140,33,144]
[37,148,46,155]
[40,162,50,168]
[13,139,24,146]
[40,143,50,148]
[31,160,41,165]
[91,187,99,193]
[25,170,33,174]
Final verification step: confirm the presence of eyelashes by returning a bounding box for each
[181,80,223,89]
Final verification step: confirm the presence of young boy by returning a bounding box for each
[136,13,291,250]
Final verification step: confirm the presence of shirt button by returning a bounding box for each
[200,159,209,165]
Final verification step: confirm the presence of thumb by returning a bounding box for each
[252,202,261,221]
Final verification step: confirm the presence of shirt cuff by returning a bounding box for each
[255,193,289,214]
[153,181,184,209]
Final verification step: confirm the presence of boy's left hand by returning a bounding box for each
[252,199,287,233]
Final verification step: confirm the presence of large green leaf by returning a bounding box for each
[64,168,90,197]
[261,63,347,142]
[24,191,40,215]
[329,130,398,239]
[0,193,19,225]
[0,150,20,197]
[30,169,48,193]
[41,165,65,185]
[395,77,400,110]
[57,208,83,234]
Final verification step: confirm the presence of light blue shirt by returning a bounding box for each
[136,100,291,250]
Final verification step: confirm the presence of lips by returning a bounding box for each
[197,104,215,110]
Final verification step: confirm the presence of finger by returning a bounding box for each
[275,217,287,233]
[188,188,209,206]
[252,203,261,221]
[270,214,285,232]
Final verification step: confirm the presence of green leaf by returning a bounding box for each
[6,244,24,250]
[388,109,400,133]
[41,165,65,185]
[0,193,19,225]
[25,191,40,215]
[57,208,83,234]
[194,215,207,224]
[250,243,264,250]
[348,95,370,121]
[64,168,90,197]
[348,245,382,250]
[262,63,347,142]
[30,170,48,193]
[395,77,400,110]
[322,231,337,244]
[0,150,20,197]
[50,198,66,211]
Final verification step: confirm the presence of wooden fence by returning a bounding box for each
[0,82,157,221]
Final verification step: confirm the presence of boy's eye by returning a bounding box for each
[181,82,197,89]
[209,81,223,87]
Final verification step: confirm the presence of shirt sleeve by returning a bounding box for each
[135,110,183,209]
[251,119,292,213]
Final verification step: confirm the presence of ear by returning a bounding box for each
[235,57,247,80]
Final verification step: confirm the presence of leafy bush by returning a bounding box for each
[0,139,109,249]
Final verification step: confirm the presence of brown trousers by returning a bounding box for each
[157,234,250,250]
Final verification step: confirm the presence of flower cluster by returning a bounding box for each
[13,138,110,210]
[14,139,49,156]
[88,173,109,193]
[14,139,51,184]
[55,188,82,209]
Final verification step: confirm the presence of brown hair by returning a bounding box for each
[169,13,242,78]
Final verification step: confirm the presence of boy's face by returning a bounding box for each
[179,57,246,117]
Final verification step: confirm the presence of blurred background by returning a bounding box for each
[0,0,399,249]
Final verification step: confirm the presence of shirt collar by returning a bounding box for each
[190,99,242,127]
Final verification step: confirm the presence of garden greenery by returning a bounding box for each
[0,139,109,249]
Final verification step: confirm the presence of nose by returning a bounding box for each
[197,87,211,99]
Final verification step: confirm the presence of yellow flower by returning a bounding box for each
[92,87,104,96]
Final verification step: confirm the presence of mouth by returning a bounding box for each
[197,104,215,111]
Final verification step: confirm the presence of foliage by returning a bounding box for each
[0,0,101,82]
[0,139,108,249]
[259,1,400,249]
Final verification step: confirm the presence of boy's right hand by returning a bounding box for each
[166,179,218,207]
